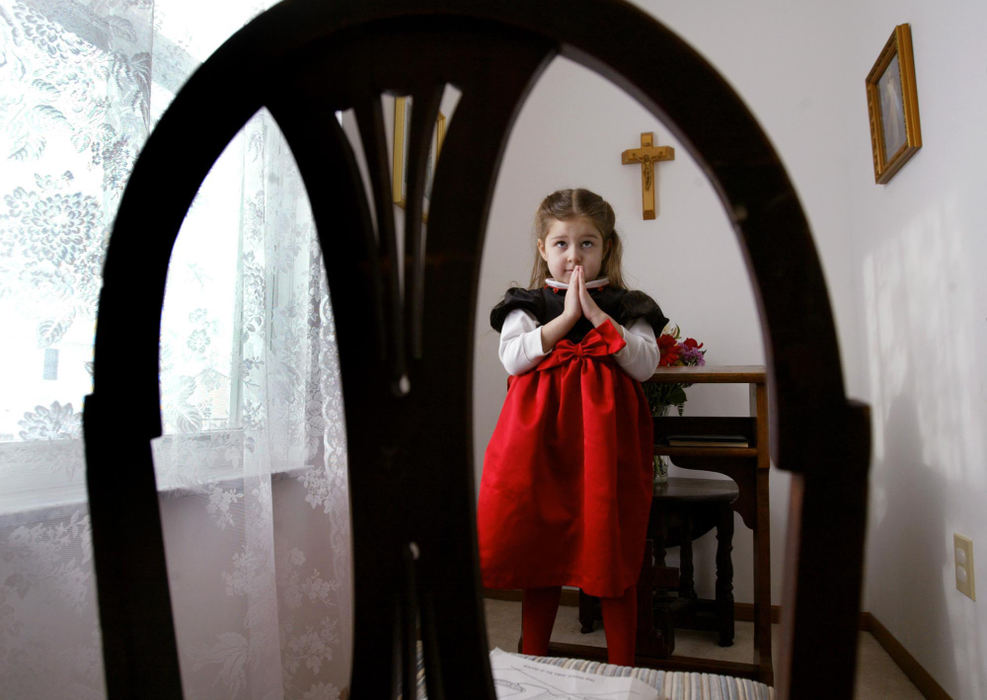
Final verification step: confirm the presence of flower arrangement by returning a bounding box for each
[643,325,706,417]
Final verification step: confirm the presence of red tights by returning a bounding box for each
[521,585,637,666]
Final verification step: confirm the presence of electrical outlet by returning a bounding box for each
[954,534,976,600]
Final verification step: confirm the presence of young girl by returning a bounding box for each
[477,188,667,666]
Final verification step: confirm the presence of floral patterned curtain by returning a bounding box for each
[0,1,352,697]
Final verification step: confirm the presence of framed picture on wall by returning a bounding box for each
[865,23,922,184]
[392,96,446,219]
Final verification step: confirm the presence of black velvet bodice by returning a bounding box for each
[490,285,667,344]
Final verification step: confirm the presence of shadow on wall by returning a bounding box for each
[861,193,986,698]
[867,396,950,676]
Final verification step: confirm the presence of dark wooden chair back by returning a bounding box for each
[83,1,871,698]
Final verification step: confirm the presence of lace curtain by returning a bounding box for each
[0,1,353,697]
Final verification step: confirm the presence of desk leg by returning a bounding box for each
[752,467,773,684]
[679,511,696,600]
[715,503,735,646]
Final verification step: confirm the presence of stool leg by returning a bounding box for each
[636,539,675,658]
[679,511,696,600]
[715,505,735,646]
[578,589,599,633]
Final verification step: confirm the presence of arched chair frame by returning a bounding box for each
[83,1,871,698]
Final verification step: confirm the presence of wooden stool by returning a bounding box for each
[650,476,738,647]
[579,476,738,653]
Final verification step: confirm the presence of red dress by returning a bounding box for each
[477,315,656,599]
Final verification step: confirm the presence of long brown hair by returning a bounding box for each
[528,188,626,289]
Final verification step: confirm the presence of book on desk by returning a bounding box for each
[665,434,750,448]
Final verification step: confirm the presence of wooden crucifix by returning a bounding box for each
[621,132,675,219]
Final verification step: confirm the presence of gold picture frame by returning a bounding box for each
[391,96,446,217]
[865,23,922,184]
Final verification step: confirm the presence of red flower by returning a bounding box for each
[657,333,681,367]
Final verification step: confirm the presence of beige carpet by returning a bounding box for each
[483,598,924,698]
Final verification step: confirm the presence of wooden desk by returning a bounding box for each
[652,365,772,684]
[549,365,773,684]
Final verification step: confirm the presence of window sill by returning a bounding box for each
[0,433,317,527]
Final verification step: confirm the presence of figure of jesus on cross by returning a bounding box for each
[622,132,675,220]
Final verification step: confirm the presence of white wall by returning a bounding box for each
[473,1,987,696]
[845,5,987,699]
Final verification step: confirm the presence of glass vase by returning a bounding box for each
[653,453,669,488]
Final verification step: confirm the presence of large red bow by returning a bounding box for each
[536,321,626,371]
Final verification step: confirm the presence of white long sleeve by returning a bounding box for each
[497,309,660,380]
[612,317,660,381]
[497,309,547,375]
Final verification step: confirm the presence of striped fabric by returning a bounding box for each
[416,650,774,699]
